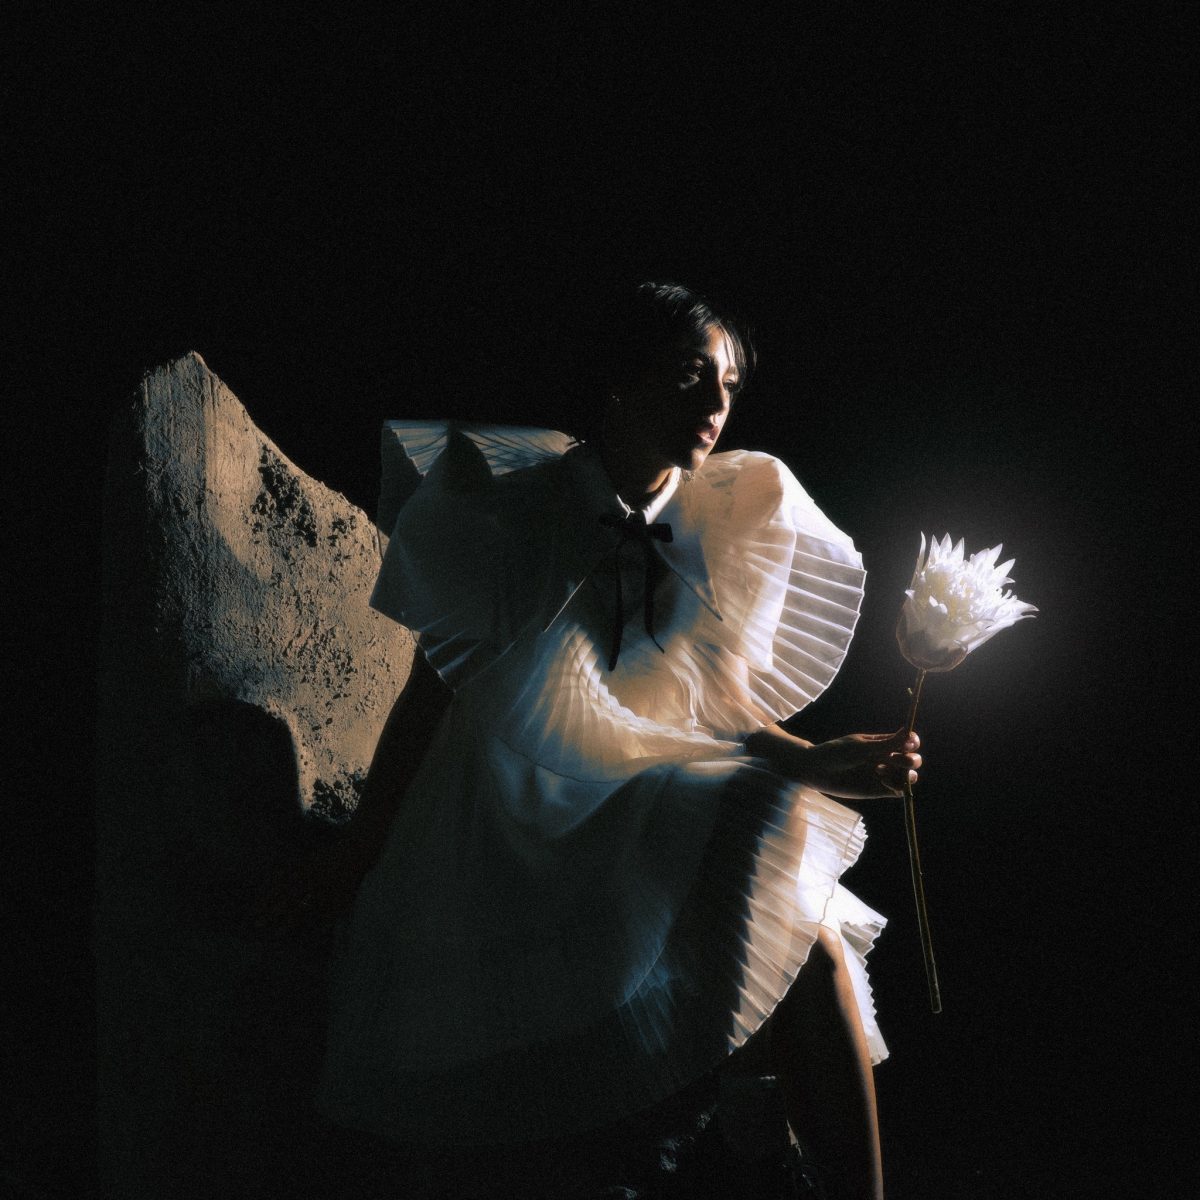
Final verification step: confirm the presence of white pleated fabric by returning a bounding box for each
[320,424,886,1146]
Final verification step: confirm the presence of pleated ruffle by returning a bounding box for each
[376,420,575,534]
[666,450,866,737]
[370,429,571,688]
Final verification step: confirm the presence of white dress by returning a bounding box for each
[317,423,887,1146]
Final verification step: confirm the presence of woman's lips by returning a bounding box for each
[693,423,719,445]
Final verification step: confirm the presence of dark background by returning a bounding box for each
[7,4,1190,1197]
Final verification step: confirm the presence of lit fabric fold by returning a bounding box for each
[665,450,867,736]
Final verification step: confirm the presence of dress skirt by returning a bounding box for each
[317,688,886,1147]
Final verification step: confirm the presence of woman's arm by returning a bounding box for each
[339,647,452,868]
[720,651,920,801]
[255,646,452,933]
[744,723,922,800]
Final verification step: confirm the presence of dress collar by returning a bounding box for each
[550,444,722,627]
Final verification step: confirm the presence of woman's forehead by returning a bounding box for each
[675,326,737,366]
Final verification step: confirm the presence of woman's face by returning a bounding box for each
[622,324,741,474]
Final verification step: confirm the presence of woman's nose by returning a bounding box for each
[701,374,728,413]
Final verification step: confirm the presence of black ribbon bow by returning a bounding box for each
[597,511,674,670]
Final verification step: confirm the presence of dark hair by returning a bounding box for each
[601,280,756,400]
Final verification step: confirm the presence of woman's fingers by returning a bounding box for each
[888,729,921,787]
[874,751,922,786]
[801,730,926,798]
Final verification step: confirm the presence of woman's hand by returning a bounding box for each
[798,729,922,799]
[745,725,922,800]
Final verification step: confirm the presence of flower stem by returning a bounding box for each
[903,669,925,739]
[903,668,942,1014]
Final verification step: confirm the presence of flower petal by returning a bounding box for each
[896,532,1035,671]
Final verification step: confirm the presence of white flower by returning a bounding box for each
[896,533,1037,672]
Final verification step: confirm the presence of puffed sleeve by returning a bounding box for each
[674,450,866,736]
[370,424,571,689]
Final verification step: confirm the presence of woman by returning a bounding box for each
[303,283,919,1199]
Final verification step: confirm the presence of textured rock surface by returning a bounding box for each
[96,353,413,1198]
[110,351,413,820]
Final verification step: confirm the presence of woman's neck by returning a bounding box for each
[596,440,673,510]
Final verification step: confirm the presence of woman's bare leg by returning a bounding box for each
[768,925,884,1200]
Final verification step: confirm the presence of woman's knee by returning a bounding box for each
[780,925,847,1014]
[806,924,848,978]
